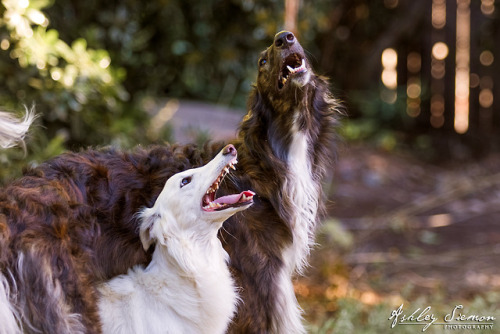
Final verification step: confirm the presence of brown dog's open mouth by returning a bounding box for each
[278,53,307,89]
[202,158,255,212]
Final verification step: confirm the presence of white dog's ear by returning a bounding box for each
[139,211,160,251]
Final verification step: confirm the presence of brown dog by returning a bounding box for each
[0,31,340,333]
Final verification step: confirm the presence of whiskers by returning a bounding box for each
[218,172,240,244]
[220,224,238,243]
[224,172,239,188]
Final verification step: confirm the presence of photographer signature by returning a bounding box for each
[388,304,496,331]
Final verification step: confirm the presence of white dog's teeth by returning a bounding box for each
[287,65,294,73]
[231,165,236,170]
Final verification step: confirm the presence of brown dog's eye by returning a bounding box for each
[259,58,267,66]
[180,177,192,188]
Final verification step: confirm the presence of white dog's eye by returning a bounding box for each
[180,177,192,188]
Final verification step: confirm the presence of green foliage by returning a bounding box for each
[1,0,480,170]
[44,0,286,107]
[342,86,421,152]
[0,0,337,171]
[0,0,138,150]
[42,0,336,107]
[320,219,354,250]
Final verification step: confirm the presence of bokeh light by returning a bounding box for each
[381,48,398,69]
[479,50,494,66]
[479,89,494,108]
[407,52,421,73]
[481,0,495,15]
[432,0,446,29]
[432,42,449,60]
[454,0,471,134]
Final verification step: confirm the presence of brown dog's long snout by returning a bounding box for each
[222,144,237,156]
[274,31,295,48]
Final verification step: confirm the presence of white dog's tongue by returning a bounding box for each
[213,191,255,205]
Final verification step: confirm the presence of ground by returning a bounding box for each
[297,145,500,332]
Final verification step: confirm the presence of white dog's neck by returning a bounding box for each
[145,230,236,333]
[148,230,228,276]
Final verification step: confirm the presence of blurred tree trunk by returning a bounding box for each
[284,0,299,34]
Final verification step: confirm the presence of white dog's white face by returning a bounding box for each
[140,145,254,250]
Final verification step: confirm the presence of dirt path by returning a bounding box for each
[296,145,500,324]
[148,99,245,144]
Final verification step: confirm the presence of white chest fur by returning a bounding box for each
[97,240,238,334]
[271,118,320,334]
[285,121,319,274]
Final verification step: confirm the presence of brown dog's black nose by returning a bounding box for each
[222,144,237,156]
[274,31,295,48]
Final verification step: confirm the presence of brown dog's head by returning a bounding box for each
[256,31,312,99]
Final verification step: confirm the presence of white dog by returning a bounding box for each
[98,144,255,334]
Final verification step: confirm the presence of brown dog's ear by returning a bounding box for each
[139,212,160,251]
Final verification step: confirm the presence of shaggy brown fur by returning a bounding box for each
[0,31,340,333]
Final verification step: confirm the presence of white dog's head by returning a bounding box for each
[139,144,254,250]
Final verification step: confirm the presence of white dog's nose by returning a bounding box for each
[222,144,237,156]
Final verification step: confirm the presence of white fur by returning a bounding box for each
[271,267,306,334]
[0,272,21,334]
[285,119,319,273]
[273,114,319,334]
[0,108,35,149]
[291,70,311,88]
[98,148,249,334]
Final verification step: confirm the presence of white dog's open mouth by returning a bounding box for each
[278,53,307,89]
[202,158,255,212]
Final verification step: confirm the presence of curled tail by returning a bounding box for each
[0,108,36,149]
